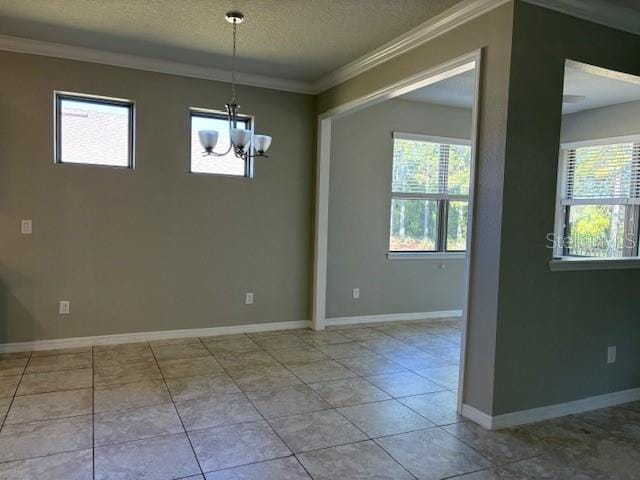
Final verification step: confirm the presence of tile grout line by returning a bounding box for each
[0,352,32,432]
[220,338,314,479]
[207,334,318,479]
[291,327,456,480]
[0,445,94,467]
[12,368,96,397]
[148,339,206,479]
[209,337,296,463]
[246,332,430,479]
[223,331,454,449]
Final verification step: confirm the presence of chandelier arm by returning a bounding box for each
[202,104,237,157]
[204,143,234,157]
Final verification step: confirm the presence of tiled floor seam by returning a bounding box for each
[148,339,206,479]
[440,425,544,468]
[192,336,294,476]
[3,400,93,426]
[211,338,317,479]
[0,445,91,466]
[94,398,173,415]
[321,436,421,480]
[198,453,295,477]
[371,427,458,480]
[0,351,32,433]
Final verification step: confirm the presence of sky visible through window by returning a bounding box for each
[59,99,130,167]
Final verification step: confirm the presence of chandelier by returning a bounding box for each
[198,12,272,161]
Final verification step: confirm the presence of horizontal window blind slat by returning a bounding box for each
[561,198,640,206]
[391,192,469,201]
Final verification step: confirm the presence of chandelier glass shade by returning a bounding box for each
[198,12,272,161]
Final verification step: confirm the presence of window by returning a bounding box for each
[55,92,134,168]
[555,138,640,258]
[389,133,471,254]
[190,109,252,176]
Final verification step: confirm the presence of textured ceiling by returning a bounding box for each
[0,0,462,82]
[562,62,640,114]
[399,69,476,109]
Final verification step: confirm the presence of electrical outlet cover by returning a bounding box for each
[59,300,70,315]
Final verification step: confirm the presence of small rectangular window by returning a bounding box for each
[555,139,640,258]
[55,92,134,168]
[190,109,252,177]
[389,133,471,254]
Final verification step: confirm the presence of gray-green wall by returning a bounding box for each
[327,99,471,318]
[494,1,640,415]
[0,51,315,343]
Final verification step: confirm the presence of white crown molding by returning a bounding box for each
[2,0,635,97]
[0,1,510,96]
[325,310,463,327]
[310,0,511,94]
[0,320,310,353]
[462,387,640,430]
[524,0,640,36]
[0,34,312,94]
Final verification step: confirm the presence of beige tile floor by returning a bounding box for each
[0,318,639,479]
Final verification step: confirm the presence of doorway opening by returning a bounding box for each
[312,50,482,414]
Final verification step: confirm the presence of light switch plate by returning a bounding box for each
[245,292,254,305]
[352,288,360,299]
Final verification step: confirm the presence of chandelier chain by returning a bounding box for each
[231,19,237,104]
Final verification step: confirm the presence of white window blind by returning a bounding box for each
[391,133,470,199]
[563,141,640,205]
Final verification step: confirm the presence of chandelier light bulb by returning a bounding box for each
[231,128,252,149]
[198,130,219,153]
[253,135,272,154]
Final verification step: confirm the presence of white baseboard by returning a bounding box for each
[0,320,310,354]
[325,310,463,327]
[462,387,640,430]
[460,404,494,429]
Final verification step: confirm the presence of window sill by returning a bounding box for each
[549,257,640,271]
[387,252,466,260]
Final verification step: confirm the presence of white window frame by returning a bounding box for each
[551,134,640,271]
[189,107,255,178]
[388,132,470,260]
[54,91,135,169]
